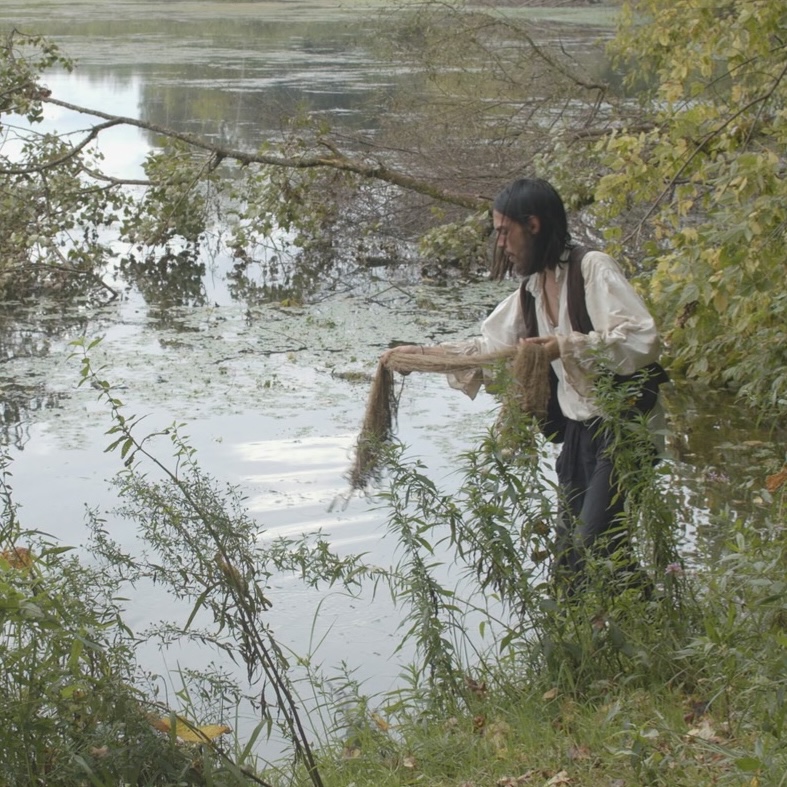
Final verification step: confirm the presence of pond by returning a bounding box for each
[1,0,782,760]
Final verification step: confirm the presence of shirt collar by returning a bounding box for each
[523,247,571,294]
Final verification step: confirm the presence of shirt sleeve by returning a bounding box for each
[557,251,661,388]
[439,289,524,399]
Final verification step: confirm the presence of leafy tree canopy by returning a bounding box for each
[596,0,787,412]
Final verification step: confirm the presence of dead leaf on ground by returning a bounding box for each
[542,687,558,701]
[496,771,538,786]
[545,770,571,786]
[685,718,722,743]
[484,719,511,757]
[567,744,591,761]
[402,754,417,769]
[766,466,787,493]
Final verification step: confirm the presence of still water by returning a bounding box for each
[1,0,781,757]
[1,0,528,751]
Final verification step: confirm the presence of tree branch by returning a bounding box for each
[0,117,123,175]
[39,96,488,211]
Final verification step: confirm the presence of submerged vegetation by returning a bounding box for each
[1,0,787,784]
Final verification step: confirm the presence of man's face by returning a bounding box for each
[493,210,535,277]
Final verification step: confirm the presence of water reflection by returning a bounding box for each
[663,382,786,561]
[29,10,400,145]
[0,302,92,448]
[120,248,208,310]
[0,380,66,451]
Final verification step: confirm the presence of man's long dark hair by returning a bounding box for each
[492,178,571,277]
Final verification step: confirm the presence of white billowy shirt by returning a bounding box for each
[441,249,665,438]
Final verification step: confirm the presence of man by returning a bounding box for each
[384,178,665,589]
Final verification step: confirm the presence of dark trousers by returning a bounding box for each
[553,418,636,582]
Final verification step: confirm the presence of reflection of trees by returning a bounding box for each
[15,12,616,310]
[34,9,392,152]
[0,380,67,451]
[65,16,392,148]
[226,243,360,305]
[119,248,207,318]
[140,80,385,146]
[665,384,787,560]
[135,51,391,152]
[0,305,89,449]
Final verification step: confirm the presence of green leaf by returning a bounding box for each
[734,756,763,773]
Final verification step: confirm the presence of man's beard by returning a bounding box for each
[511,232,540,277]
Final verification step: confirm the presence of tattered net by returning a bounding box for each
[349,342,551,490]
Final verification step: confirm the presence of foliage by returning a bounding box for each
[0,453,239,786]
[0,32,130,300]
[417,209,491,273]
[320,407,787,786]
[71,337,400,787]
[3,4,787,779]
[378,388,697,700]
[595,0,787,411]
[0,5,615,304]
[4,2,787,416]
[3,331,787,784]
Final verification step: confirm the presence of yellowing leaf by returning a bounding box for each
[497,773,538,786]
[713,291,728,314]
[371,712,390,732]
[150,715,231,743]
[0,546,33,571]
[179,724,231,743]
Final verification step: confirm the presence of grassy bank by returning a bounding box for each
[3,360,785,786]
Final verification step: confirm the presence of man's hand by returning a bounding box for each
[521,336,560,362]
[380,344,424,367]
